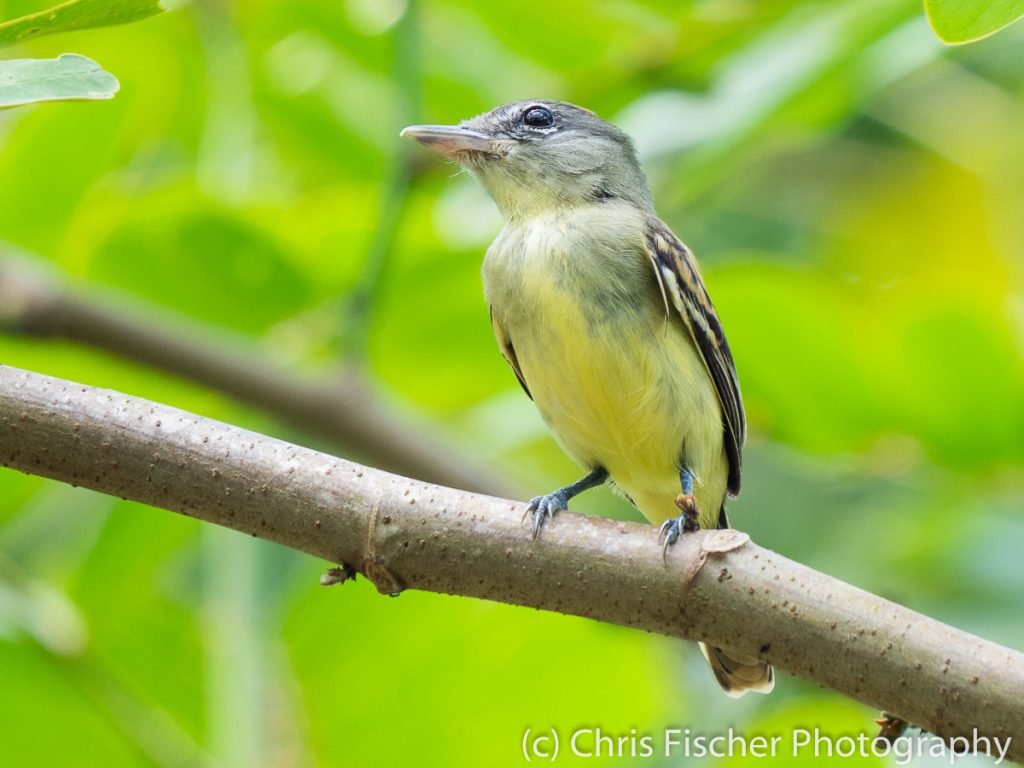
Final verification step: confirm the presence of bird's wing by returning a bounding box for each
[644,216,745,496]
[490,306,532,400]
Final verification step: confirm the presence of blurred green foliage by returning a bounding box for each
[0,0,1022,766]
[0,0,163,107]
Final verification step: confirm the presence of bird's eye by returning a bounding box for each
[523,106,554,128]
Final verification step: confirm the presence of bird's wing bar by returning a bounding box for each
[490,306,532,400]
[644,217,745,495]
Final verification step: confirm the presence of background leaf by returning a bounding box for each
[0,52,117,107]
[925,0,1024,43]
[0,0,163,48]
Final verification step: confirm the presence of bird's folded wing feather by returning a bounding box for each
[490,306,532,400]
[644,216,746,495]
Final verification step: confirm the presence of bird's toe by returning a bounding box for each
[658,496,702,559]
[526,491,569,539]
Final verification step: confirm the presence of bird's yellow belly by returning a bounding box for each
[483,205,729,527]
[508,286,727,527]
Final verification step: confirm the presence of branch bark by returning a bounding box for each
[1,363,1021,756]
[0,257,513,497]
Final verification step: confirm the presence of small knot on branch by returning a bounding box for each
[362,556,405,596]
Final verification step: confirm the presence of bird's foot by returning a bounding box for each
[523,468,609,540]
[525,489,572,539]
[657,493,701,558]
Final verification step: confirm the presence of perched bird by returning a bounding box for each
[402,100,773,697]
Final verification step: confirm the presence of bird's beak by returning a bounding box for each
[400,124,495,158]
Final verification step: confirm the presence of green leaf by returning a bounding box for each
[0,53,118,108]
[0,0,164,48]
[924,0,1024,44]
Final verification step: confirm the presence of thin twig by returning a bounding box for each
[339,0,421,361]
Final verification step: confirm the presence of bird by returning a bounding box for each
[401,100,773,697]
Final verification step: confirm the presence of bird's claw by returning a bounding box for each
[525,490,570,539]
[657,493,701,559]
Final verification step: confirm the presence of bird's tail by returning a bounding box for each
[699,642,775,697]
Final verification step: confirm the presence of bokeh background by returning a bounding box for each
[0,0,1022,765]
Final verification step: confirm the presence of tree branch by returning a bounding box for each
[0,257,513,497]
[0,363,1021,756]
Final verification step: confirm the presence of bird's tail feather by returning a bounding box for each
[700,642,775,698]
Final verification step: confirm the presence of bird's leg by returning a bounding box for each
[526,466,608,539]
[658,467,702,557]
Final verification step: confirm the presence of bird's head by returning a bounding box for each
[402,100,653,220]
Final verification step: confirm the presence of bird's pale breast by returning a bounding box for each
[483,203,728,526]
